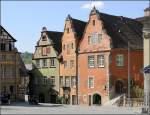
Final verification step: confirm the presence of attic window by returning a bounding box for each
[67,28,69,33]
[42,36,46,41]
[63,44,65,51]
[93,20,95,26]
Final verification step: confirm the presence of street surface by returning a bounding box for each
[1,102,142,114]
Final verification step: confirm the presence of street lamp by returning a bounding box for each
[128,41,131,106]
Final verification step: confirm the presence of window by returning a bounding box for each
[97,55,105,67]
[71,43,74,49]
[43,76,47,85]
[60,77,63,87]
[0,43,6,51]
[116,54,124,67]
[70,60,74,68]
[88,77,94,88]
[67,28,69,33]
[43,59,47,67]
[42,36,46,41]
[91,33,97,44]
[64,61,67,69]
[71,76,76,88]
[67,44,70,54]
[36,60,40,67]
[42,47,47,56]
[88,36,91,45]
[65,76,70,87]
[88,33,103,45]
[88,56,94,68]
[46,47,51,54]
[9,43,12,51]
[51,76,55,85]
[93,20,95,26]
[50,58,55,67]
[98,34,102,43]
[63,44,65,51]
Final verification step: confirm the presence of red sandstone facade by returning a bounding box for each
[59,15,86,105]
[78,9,111,106]
[78,7,143,106]
[111,49,143,97]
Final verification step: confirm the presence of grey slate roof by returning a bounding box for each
[47,31,63,54]
[71,18,87,39]
[66,15,87,39]
[99,12,143,49]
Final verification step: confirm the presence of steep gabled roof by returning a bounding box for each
[66,15,87,39]
[98,12,143,49]
[0,25,17,42]
[46,31,63,54]
[71,18,87,39]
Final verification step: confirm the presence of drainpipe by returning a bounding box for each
[128,41,131,106]
[76,47,79,105]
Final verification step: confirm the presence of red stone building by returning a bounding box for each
[59,15,86,105]
[78,7,143,106]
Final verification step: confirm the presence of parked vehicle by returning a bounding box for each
[29,96,38,105]
[0,94,10,105]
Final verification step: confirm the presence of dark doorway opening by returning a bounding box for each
[115,80,124,94]
[39,93,45,103]
[72,95,77,105]
[93,93,101,105]
[50,95,56,103]
[89,95,91,106]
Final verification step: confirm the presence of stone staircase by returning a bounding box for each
[103,94,124,106]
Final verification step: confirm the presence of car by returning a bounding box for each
[0,94,10,105]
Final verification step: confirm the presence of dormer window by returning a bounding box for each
[93,20,95,26]
[67,28,69,33]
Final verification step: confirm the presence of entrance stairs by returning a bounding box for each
[103,94,124,106]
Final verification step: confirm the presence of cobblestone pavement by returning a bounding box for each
[0,102,142,114]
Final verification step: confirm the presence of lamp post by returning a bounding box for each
[128,41,131,106]
[143,4,150,114]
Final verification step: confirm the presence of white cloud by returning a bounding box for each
[81,1,104,9]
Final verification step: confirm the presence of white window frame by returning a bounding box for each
[36,60,40,68]
[71,76,76,88]
[51,76,55,85]
[88,76,94,88]
[43,76,47,85]
[97,54,105,67]
[70,60,74,69]
[88,33,102,45]
[88,55,95,68]
[116,54,124,67]
[43,59,47,67]
[64,61,67,69]
[50,58,55,67]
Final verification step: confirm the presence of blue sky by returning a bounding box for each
[1,1,149,53]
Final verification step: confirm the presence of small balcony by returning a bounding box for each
[61,83,71,91]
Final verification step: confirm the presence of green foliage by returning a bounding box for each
[21,51,32,64]
[132,85,144,98]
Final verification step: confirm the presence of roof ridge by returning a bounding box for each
[71,18,87,23]
[47,31,63,33]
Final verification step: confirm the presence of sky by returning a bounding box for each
[1,1,149,53]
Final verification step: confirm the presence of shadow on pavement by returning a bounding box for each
[1,102,64,108]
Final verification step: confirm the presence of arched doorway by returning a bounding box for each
[93,93,101,105]
[115,80,124,94]
[39,93,45,103]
